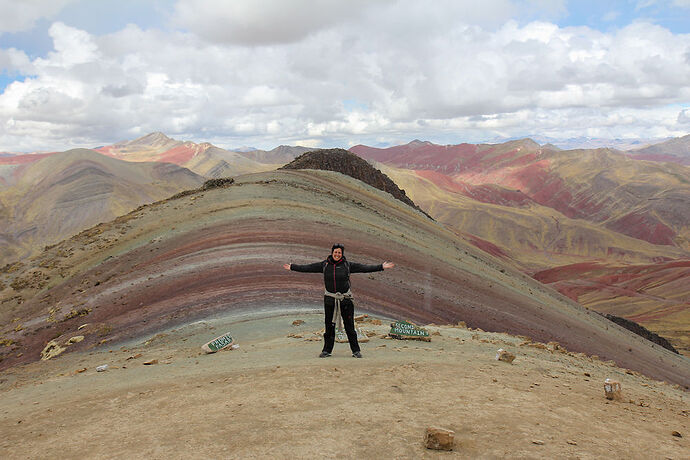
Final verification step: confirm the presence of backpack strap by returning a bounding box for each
[322,259,350,276]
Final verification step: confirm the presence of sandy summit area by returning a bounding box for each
[1,310,687,459]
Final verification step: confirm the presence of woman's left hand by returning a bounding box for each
[382,261,395,269]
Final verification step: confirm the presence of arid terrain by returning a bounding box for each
[0,148,688,459]
[0,311,687,459]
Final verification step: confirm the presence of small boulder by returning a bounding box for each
[496,349,516,363]
[547,341,564,352]
[292,320,305,326]
[425,427,454,451]
[66,335,84,345]
[41,340,65,360]
[604,379,622,400]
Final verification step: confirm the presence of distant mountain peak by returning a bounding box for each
[128,132,178,146]
[238,145,316,164]
[232,146,259,153]
[504,138,540,149]
[628,133,690,164]
[409,139,432,146]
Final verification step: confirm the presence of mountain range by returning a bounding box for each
[349,138,690,354]
[626,134,690,165]
[0,149,205,262]
[95,132,279,177]
[1,155,687,389]
[0,133,290,260]
[1,130,688,460]
[0,132,688,360]
[351,139,690,251]
[517,135,672,152]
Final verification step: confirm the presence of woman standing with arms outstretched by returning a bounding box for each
[283,243,395,358]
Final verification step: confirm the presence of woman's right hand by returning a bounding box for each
[283,263,291,270]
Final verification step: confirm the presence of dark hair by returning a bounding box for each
[331,243,345,253]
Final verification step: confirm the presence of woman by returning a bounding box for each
[283,243,395,358]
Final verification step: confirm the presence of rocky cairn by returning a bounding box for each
[425,427,455,451]
[280,148,431,218]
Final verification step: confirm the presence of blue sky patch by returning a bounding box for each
[557,0,689,33]
[343,100,370,112]
[0,73,26,93]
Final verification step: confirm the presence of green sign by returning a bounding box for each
[389,320,430,341]
[207,333,233,352]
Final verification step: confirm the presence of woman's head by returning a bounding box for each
[331,243,344,261]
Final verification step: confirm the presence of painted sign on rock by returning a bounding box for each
[389,320,431,341]
[202,332,235,353]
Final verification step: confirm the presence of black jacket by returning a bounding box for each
[290,255,383,293]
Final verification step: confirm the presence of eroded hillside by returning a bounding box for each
[351,140,690,355]
[0,169,687,388]
[0,149,204,261]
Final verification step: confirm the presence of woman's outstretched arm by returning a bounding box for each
[284,261,325,272]
[349,261,395,273]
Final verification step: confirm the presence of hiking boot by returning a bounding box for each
[319,351,331,358]
[352,351,362,358]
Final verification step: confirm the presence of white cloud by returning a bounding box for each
[171,0,376,45]
[0,0,77,33]
[170,0,568,46]
[678,108,690,124]
[39,22,100,67]
[0,48,33,74]
[637,0,690,8]
[241,85,296,107]
[291,138,321,147]
[0,1,689,152]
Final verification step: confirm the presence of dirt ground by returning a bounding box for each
[1,310,687,459]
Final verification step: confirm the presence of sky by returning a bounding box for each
[0,0,689,152]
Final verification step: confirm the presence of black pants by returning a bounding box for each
[322,296,360,353]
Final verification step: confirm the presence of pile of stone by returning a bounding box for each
[425,427,454,451]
